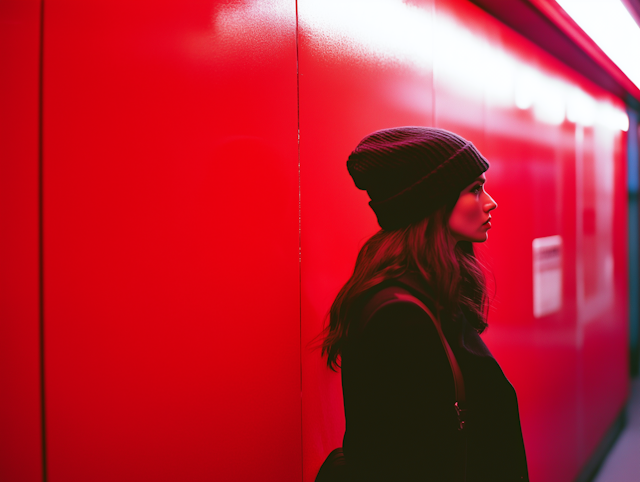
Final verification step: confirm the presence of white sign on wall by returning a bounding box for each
[533,235,563,318]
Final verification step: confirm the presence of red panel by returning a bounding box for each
[481,22,584,482]
[43,1,300,481]
[298,1,435,480]
[0,1,44,481]
[578,122,629,465]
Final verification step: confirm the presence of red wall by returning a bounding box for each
[43,1,300,481]
[299,1,628,482]
[0,1,44,481]
[0,1,630,481]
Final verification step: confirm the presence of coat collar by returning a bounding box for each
[393,270,438,307]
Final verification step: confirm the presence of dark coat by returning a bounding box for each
[340,272,529,482]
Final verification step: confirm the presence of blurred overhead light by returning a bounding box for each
[514,68,540,110]
[532,78,567,125]
[566,88,597,126]
[555,0,640,91]
[597,103,630,131]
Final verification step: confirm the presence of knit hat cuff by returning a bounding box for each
[369,142,490,230]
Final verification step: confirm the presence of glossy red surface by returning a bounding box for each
[299,1,629,481]
[0,1,43,481]
[1,1,631,481]
[43,1,299,481]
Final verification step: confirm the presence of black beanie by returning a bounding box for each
[346,126,490,230]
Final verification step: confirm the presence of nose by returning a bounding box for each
[485,194,497,212]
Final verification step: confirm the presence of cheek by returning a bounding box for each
[455,197,479,222]
[466,204,482,221]
[449,196,483,234]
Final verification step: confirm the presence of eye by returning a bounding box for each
[471,185,482,194]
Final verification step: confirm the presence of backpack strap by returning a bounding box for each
[362,286,467,431]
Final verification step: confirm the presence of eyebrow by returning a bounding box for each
[474,177,486,184]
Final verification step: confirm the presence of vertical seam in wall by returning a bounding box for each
[295,0,302,480]
[431,0,436,127]
[38,0,48,480]
[575,124,585,463]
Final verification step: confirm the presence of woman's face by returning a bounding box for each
[448,173,497,243]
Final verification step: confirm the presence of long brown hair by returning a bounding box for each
[315,203,494,372]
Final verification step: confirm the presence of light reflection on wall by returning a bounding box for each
[212,0,630,132]
[514,68,540,110]
[435,9,629,130]
[532,78,567,126]
[484,50,517,108]
[513,62,628,130]
[434,12,488,101]
[299,0,433,71]
[567,88,597,126]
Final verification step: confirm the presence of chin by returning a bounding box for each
[453,232,489,243]
[466,234,489,243]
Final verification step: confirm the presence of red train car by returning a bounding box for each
[0,1,635,481]
[299,2,630,481]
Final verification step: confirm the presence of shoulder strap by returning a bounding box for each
[362,286,467,431]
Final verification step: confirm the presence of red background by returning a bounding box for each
[0,1,630,481]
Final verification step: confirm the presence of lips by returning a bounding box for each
[483,217,492,225]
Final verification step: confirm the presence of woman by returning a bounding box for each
[315,127,529,481]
